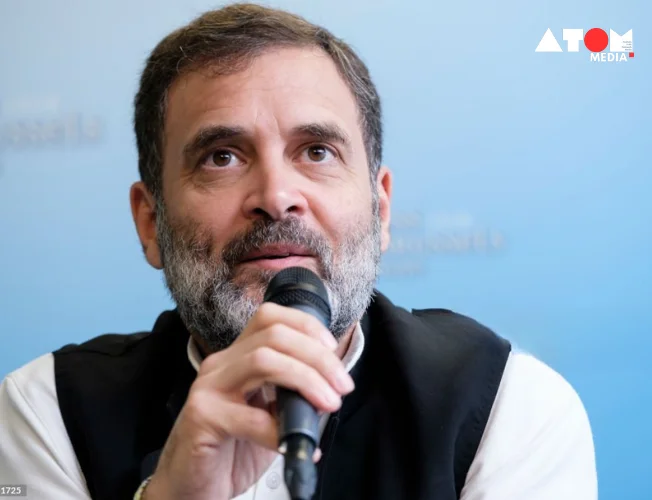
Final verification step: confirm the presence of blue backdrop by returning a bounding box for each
[1,0,650,498]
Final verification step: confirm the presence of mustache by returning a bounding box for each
[220,217,333,274]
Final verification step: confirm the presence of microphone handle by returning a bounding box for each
[277,388,319,500]
[278,303,329,500]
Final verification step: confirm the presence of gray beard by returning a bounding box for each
[155,197,382,353]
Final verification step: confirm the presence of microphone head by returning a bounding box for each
[263,267,331,327]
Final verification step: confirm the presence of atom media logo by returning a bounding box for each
[536,28,634,62]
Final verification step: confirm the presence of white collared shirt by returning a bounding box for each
[0,322,597,499]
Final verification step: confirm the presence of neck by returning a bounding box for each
[335,323,357,360]
[192,334,212,359]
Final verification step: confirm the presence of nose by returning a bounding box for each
[241,161,309,221]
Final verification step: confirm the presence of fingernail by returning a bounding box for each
[336,371,355,393]
[323,333,338,350]
[326,389,341,408]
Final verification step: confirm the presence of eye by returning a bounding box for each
[200,149,243,169]
[302,144,336,163]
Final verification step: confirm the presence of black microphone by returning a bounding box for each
[263,266,332,500]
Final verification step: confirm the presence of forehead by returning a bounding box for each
[163,47,364,157]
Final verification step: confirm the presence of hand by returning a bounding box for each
[144,303,355,500]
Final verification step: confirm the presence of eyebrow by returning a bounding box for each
[182,121,353,159]
[291,122,352,151]
[183,125,247,158]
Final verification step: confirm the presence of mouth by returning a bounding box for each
[239,244,316,270]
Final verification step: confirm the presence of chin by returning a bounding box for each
[231,260,326,302]
[231,267,274,294]
[243,287,266,307]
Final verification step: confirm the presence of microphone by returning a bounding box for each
[263,266,332,500]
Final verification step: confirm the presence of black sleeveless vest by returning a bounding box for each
[53,292,511,500]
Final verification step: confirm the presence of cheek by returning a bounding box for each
[319,173,371,210]
[172,190,243,248]
[315,193,373,242]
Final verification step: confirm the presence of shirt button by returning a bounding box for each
[266,471,281,489]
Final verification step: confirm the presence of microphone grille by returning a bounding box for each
[269,266,322,289]
[264,267,331,325]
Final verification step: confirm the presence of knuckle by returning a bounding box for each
[189,440,219,461]
[257,302,277,317]
[197,351,222,376]
[319,355,338,376]
[265,324,287,345]
[249,346,275,372]
[294,360,315,382]
[300,316,317,335]
[307,317,328,340]
[184,391,211,421]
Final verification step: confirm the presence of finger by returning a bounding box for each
[202,324,354,396]
[241,302,338,350]
[253,324,354,395]
[185,390,279,451]
[198,346,343,413]
[216,400,279,451]
[200,304,338,375]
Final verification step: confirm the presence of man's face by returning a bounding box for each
[140,47,391,351]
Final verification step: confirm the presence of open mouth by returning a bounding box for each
[243,253,296,261]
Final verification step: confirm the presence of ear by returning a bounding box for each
[375,165,392,252]
[130,182,163,269]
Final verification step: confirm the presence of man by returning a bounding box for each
[0,3,597,499]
